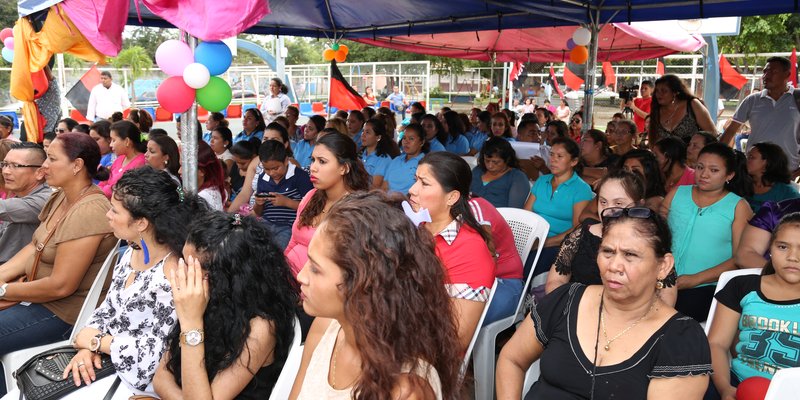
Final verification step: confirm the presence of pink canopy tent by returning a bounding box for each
[354,22,705,62]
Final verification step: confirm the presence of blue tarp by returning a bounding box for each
[127,0,799,38]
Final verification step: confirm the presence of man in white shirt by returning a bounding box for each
[86,71,130,121]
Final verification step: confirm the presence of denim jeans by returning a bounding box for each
[265,222,292,251]
[0,303,72,394]
[482,278,524,326]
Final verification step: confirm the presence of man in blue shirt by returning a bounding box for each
[386,86,408,113]
[252,141,313,249]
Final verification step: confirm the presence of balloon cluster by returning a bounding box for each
[567,27,591,64]
[322,42,349,62]
[1,28,14,63]
[155,40,233,113]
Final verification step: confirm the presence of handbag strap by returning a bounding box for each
[103,377,121,400]
[28,187,98,282]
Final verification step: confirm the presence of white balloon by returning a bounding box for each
[573,27,592,46]
[182,63,211,89]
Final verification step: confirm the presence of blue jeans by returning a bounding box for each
[0,303,72,394]
[482,278,524,326]
[265,222,292,251]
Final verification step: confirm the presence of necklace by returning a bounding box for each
[330,333,358,390]
[600,296,657,351]
[661,102,681,130]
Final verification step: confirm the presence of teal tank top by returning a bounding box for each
[668,185,741,284]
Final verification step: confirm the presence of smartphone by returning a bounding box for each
[255,192,274,198]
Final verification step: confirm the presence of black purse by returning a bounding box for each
[14,345,119,400]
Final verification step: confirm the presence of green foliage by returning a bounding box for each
[111,46,153,78]
[126,27,176,61]
[0,0,16,34]
[285,37,324,64]
[718,14,800,69]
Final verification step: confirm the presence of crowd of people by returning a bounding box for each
[0,56,797,399]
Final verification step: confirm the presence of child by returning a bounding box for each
[708,212,800,399]
[42,131,57,153]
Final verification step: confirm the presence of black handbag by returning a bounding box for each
[14,345,119,400]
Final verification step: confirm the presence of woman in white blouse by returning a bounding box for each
[60,167,208,397]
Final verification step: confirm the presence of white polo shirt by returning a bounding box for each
[86,83,131,120]
[732,87,800,169]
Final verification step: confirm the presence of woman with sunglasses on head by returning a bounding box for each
[497,207,711,400]
[660,143,753,322]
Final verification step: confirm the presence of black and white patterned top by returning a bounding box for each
[86,248,176,395]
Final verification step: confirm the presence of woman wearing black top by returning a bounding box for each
[497,206,711,400]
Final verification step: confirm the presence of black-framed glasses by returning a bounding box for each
[0,161,42,170]
[56,128,67,133]
[601,206,654,224]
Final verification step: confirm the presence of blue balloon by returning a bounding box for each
[1,48,13,63]
[194,41,232,76]
[566,38,576,50]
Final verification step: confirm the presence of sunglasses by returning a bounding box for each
[600,206,654,224]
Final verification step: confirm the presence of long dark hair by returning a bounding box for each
[244,108,267,133]
[750,142,791,186]
[113,167,208,254]
[648,75,697,143]
[698,143,754,198]
[149,135,180,177]
[320,191,462,399]
[654,136,687,175]
[419,152,494,252]
[421,114,448,144]
[763,212,800,275]
[443,110,466,140]
[363,118,400,158]
[298,133,370,227]
[166,212,298,390]
[618,149,667,198]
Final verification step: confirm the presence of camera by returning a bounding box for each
[618,84,640,103]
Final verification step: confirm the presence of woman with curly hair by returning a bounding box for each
[291,191,462,399]
[284,132,370,276]
[153,212,298,398]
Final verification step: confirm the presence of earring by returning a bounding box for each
[139,235,150,264]
[72,170,77,176]
[656,280,664,290]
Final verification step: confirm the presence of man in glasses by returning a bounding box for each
[86,71,130,122]
[0,142,50,263]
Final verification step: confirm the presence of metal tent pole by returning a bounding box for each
[181,35,199,192]
[583,22,600,133]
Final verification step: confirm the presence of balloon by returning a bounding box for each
[0,28,12,42]
[334,50,346,63]
[566,38,576,50]
[1,48,12,63]
[339,44,349,55]
[156,40,193,76]
[183,63,210,89]
[32,70,49,99]
[156,76,195,113]
[196,77,232,112]
[736,377,770,400]
[194,41,232,76]
[323,48,335,61]
[573,27,592,46]
[3,37,12,51]
[331,43,340,51]
[570,46,589,64]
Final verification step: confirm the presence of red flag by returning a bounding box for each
[549,65,564,98]
[329,61,367,111]
[720,54,747,90]
[509,62,524,82]
[563,66,584,91]
[602,62,616,88]
[791,48,798,88]
[65,65,102,119]
[656,58,665,76]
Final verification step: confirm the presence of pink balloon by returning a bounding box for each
[0,28,12,43]
[3,37,13,51]
[155,39,193,77]
[156,76,195,113]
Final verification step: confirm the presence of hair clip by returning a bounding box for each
[140,132,149,142]
[232,213,243,226]
[175,187,185,203]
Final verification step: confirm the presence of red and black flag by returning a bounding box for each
[656,58,665,76]
[719,54,747,100]
[549,65,565,98]
[329,60,367,111]
[65,65,101,119]
[601,61,616,88]
[563,62,585,91]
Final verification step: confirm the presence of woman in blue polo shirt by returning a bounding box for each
[383,123,427,194]
[523,137,593,278]
[361,117,400,189]
[421,114,447,153]
[293,115,325,169]
[233,108,266,143]
[442,110,470,155]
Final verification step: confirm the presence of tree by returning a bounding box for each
[126,27,177,61]
[718,14,797,71]
[111,46,153,104]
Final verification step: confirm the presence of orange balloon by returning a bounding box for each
[339,44,349,55]
[323,48,335,61]
[570,46,589,64]
[334,50,346,63]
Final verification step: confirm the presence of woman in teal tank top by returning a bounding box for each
[660,143,753,321]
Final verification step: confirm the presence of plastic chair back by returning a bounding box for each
[461,156,477,169]
[268,316,303,400]
[226,104,242,118]
[704,268,761,335]
[497,208,549,319]
[155,107,173,122]
[460,278,499,378]
[765,367,800,400]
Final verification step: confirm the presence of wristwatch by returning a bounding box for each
[90,332,108,354]
[180,329,205,347]
[0,283,7,299]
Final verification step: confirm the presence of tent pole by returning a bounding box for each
[583,21,600,133]
[507,62,514,111]
[702,35,720,124]
[501,61,508,111]
[181,35,199,193]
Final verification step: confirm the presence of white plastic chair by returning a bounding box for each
[269,316,303,400]
[703,268,761,335]
[765,367,800,400]
[1,240,121,390]
[522,360,541,398]
[461,278,499,379]
[472,209,549,400]
[461,155,478,169]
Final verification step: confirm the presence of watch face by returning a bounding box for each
[185,330,203,346]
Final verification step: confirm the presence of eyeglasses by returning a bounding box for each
[56,128,66,133]
[0,161,42,170]
[601,206,654,224]
[571,119,581,124]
